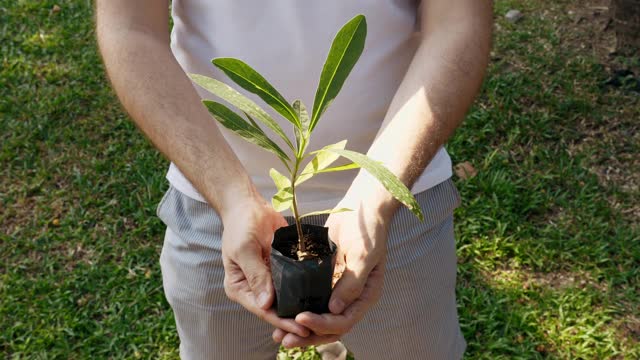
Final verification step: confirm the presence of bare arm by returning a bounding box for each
[348,0,493,217]
[278,0,493,347]
[95,0,255,218]
[96,0,309,338]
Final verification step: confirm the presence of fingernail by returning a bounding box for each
[330,299,345,313]
[258,292,270,308]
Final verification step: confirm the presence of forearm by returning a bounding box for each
[97,22,257,219]
[347,6,492,219]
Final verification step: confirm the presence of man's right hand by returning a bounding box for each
[220,194,310,338]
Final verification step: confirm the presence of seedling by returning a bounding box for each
[190,14,423,260]
[190,14,426,317]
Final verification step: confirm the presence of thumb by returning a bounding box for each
[271,210,289,231]
[328,257,370,314]
[237,247,274,310]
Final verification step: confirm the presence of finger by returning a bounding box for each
[281,332,341,349]
[328,260,369,314]
[332,250,346,287]
[224,264,310,338]
[297,264,385,335]
[234,292,311,337]
[295,311,349,336]
[271,211,288,230]
[236,246,274,309]
[255,308,310,338]
[272,328,286,343]
[296,296,367,335]
[231,289,309,337]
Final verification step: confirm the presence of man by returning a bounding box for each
[96,1,492,359]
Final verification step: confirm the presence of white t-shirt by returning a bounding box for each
[167,0,452,215]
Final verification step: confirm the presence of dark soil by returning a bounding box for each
[272,224,332,261]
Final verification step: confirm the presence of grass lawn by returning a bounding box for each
[1,0,638,358]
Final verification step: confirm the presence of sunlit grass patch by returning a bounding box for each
[0,0,638,358]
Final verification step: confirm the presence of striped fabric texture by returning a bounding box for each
[157,179,466,360]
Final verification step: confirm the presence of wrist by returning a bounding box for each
[340,172,401,222]
[210,175,266,224]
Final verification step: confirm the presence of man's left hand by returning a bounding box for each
[272,208,389,348]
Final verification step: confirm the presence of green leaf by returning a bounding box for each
[269,168,291,191]
[300,208,353,219]
[327,149,424,221]
[269,169,293,212]
[311,14,367,132]
[300,162,360,176]
[211,58,300,128]
[293,100,311,156]
[202,100,290,164]
[189,73,295,151]
[294,126,304,157]
[293,100,310,133]
[245,113,265,135]
[296,140,347,186]
[271,187,293,212]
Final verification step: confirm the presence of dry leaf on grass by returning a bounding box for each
[454,161,477,179]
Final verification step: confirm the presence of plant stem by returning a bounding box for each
[290,182,305,254]
[291,156,305,254]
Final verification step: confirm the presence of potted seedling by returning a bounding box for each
[190,15,424,318]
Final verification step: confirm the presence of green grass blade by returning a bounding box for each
[328,149,423,221]
[203,100,290,163]
[310,15,367,132]
[189,73,295,151]
[211,58,300,128]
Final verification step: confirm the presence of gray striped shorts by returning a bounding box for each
[157,179,466,360]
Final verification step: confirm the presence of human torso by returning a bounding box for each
[166,0,452,214]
